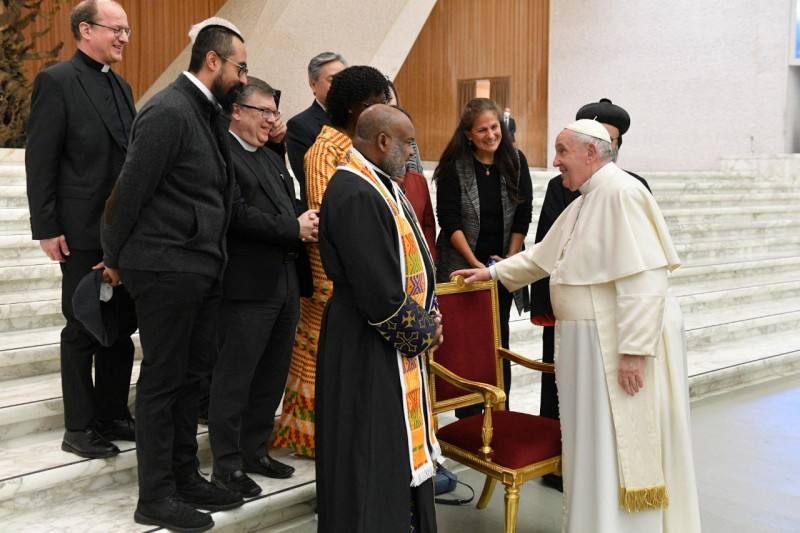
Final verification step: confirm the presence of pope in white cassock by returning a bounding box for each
[453,119,702,533]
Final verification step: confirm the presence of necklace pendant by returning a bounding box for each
[486,169,491,176]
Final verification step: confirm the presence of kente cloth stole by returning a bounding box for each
[338,150,441,486]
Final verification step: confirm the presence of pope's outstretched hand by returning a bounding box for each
[450,267,492,284]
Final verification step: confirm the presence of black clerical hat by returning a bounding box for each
[575,98,631,135]
[72,270,119,348]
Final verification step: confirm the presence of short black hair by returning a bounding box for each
[325,66,390,129]
[188,25,244,73]
[70,0,99,40]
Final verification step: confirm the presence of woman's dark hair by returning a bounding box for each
[326,66,390,129]
[433,98,520,202]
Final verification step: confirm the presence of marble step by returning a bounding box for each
[0,165,25,187]
[0,234,46,261]
[662,204,799,225]
[669,256,800,286]
[0,366,139,441]
[649,180,800,192]
[0,186,28,208]
[667,219,800,242]
[0,260,60,293]
[673,234,800,262]
[0,326,142,382]
[655,191,800,209]
[0,326,65,382]
[0,209,31,233]
[0,288,63,333]
[0,428,316,531]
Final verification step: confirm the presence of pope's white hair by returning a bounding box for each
[572,131,613,162]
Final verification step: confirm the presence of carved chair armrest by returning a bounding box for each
[428,360,505,459]
[497,347,555,374]
[428,360,506,406]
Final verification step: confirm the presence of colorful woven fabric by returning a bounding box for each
[272,126,352,457]
[341,149,441,487]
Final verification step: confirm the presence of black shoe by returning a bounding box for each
[134,496,213,532]
[176,470,244,511]
[243,454,295,479]
[61,428,119,459]
[212,470,262,498]
[541,473,564,493]
[95,417,135,442]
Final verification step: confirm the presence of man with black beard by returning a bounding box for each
[101,19,282,532]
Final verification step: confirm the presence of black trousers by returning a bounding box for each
[209,265,300,474]
[539,325,560,419]
[121,269,220,501]
[456,283,513,418]
[59,249,136,430]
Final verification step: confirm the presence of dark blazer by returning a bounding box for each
[225,137,313,299]
[26,52,135,249]
[102,74,284,279]
[286,99,331,207]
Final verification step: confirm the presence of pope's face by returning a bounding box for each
[553,130,592,192]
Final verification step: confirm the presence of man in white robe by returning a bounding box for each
[453,119,702,533]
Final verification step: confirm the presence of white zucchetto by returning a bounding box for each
[564,119,611,143]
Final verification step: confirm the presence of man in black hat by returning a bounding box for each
[530,98,650,491]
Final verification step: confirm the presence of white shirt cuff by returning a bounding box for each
[488,264,498,280]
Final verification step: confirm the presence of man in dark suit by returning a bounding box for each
[101,20,286,531]
[502,107,517,143]
[207,77,317,498]
[25,0,137,460]
[285,51,346,208]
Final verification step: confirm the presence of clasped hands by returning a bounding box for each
[298,209,319,243]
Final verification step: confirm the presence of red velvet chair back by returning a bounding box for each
[432,280,503,406]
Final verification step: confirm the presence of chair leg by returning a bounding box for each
[476,476,497,509]
[504,485,520,533]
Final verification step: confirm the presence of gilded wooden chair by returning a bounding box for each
[428,277,561,533]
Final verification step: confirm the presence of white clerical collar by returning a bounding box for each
[101,64,110,73]
[315,98,327,112]
[579,161,615,195]
[182,71,216,104]
[229,130,258,152]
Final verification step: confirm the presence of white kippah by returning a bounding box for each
[188,17,243,43]
[564,119,611,143]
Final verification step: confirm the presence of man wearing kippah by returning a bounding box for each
[531,100,651,493]
[452,119,701,532]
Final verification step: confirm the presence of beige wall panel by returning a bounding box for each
[393,0,549,166]
[140,0,438,124]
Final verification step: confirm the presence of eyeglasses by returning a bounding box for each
[88,21,132,38]
[219,55,249,77]
[238,103,281,120]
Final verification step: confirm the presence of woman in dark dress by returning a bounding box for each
[434,98,533,411]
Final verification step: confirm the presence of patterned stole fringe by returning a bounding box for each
[339,151,441,486]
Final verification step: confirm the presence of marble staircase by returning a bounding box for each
[1,145,799,531]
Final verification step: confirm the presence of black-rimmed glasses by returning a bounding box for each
[219,55,249,77]
[88,21,132,38]
[239,103,281,120]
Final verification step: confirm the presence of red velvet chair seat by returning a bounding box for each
[437,411,561,469]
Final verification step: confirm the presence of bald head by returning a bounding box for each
[353,104,416,180]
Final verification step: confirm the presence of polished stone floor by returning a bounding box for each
[426,375,800,533]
